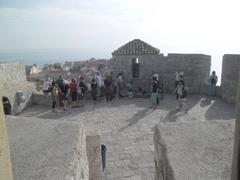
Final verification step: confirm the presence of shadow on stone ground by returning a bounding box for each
[119,108,155,131]
[20,94,235,122]
[161,94,202,122]
[205,99,235,120]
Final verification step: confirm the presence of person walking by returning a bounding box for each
[175,81,188,113]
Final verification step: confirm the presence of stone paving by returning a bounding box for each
[19,94,236,180]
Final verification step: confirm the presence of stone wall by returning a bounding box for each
[0,61,26,89]
[111,53,211,94]
[221,54,240,104]
[0,61,36,114]
[0,96,13,180]
[231,71,240,180]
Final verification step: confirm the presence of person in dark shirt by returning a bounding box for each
[91,78,98,104]
[150,77,159,108]
[104,75,112,102]
[77,77,88,107]
[58,80,69,111]
[69,78,77,107]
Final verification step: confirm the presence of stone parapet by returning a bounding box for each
[6,116,89,180]
[154,120,235,180]
[220,54,240,104]
[0,96,13,180]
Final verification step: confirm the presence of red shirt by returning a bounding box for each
[69,82,77,94]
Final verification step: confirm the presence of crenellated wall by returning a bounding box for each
[111,53,211,94]
[220,54,240,104]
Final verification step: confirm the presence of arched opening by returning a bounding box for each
[2,96,12,115]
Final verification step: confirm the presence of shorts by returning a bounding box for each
[176,94,186,101]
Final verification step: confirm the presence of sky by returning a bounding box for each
[0,0,240,77]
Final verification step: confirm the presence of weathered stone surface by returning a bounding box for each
[230,69,240,180]
[0,97,13,180]
[0,61,26,89]
[19,94,236,179]
[154,121,235,180]
[86,128,104,180]
[6,116,89,180]
[0,61,36,114]
[221,54,240,104]
[111,53,211,94]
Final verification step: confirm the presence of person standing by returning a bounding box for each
[150,77,159,108]
[69,78,78,107]
[208,71,218,97]
[95,72,103,97]
[56,75,64,106]
[78,77,88,106]
[42,78,50,95]
[51,81,58,112]
[58,80,69,111]
[127,80,134,98]
[91,78,98,104]
[104,75,112,102]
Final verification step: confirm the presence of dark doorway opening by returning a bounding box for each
[132,58,139,78]
[2,97,11,115]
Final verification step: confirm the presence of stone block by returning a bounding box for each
[6,116,89,180]
[154,120,235,180]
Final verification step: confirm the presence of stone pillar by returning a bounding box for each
[231,70,240,180]
[0,95,13,180]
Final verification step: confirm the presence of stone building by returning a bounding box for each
[110,39,211,94]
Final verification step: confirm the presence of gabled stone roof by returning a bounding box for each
[112,39,160,56]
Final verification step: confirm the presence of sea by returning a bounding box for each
[0,48,110,68]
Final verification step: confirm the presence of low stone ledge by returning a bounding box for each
[86,128,104,180]
[154,120,235,180]
[6,116,89,180]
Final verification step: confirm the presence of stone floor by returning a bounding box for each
[19,94,236,180]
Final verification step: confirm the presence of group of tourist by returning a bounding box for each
[42,70,218,113]
[149,70,218,113]
[42,72,126,112]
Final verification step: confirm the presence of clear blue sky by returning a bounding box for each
[0,0,240,77]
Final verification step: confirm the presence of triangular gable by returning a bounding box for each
[112,39,160,56]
